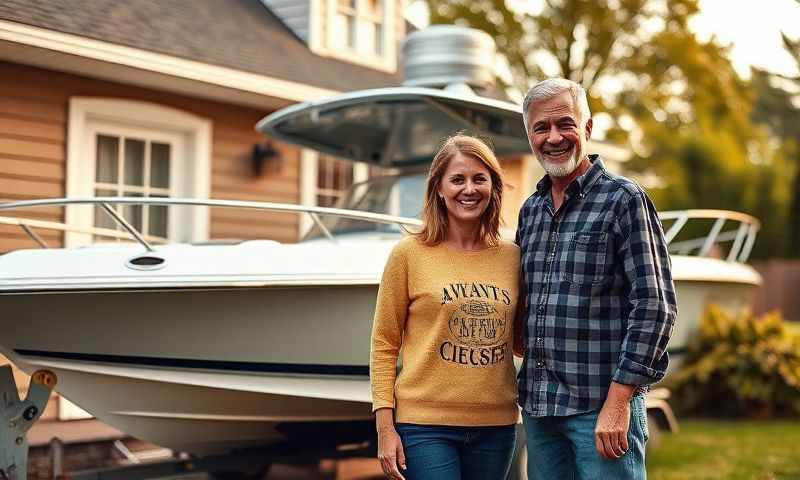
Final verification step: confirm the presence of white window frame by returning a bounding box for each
[66,98,212,246]
[87,123,184,240]
[298,149,368,237]
[315,0,397,72]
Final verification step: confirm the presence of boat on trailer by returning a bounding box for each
[0,192,760,457]
[0,25,761,476]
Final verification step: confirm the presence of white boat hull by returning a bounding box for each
[2,286,380,455]
[1,256,759,454]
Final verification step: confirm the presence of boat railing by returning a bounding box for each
[659,209,760,263]
[0,198,759,263]
[0,197,423,252]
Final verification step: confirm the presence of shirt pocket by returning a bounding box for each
[559,231,608,285]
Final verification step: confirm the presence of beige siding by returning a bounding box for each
[0,68,66,247]
[499,156,528,231]
[0,61,302,251]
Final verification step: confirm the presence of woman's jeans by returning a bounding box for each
[522,394,649,480]
[395,423,517,480]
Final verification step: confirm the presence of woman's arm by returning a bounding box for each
[370,243,410,410]
[370,243,411,479]
[375,408,406,479]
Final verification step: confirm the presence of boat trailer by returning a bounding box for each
[1,365,56,480]
[0,363,376,479]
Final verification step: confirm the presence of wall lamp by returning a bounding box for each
[251,142,281,177]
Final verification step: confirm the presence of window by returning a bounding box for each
[324,0,395,70]
[66,98,211,246]
[333,0,358,51]
[299,149,370,236]
[316,154,355,207]
[90,129,178,242]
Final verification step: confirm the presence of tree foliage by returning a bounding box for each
[751,33,800,254]
[425,0,796,258]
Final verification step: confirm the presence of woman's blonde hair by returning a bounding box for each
[415,134,505,247]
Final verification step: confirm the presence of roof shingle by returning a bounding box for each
[0,0,402,92]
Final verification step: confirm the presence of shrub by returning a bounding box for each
[668,305,800,418]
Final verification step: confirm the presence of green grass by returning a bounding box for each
[648,419,800,480]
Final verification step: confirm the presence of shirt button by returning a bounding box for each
[537,305,545,314]
[536,337,543,344]
[536,361,545,367]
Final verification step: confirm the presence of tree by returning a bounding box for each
[426,0,794,258]
[751,33,800,255]
[425,0,701,130]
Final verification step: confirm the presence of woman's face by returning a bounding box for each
[437,152,493,227]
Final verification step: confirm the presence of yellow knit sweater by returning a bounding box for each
[370,236,520,426]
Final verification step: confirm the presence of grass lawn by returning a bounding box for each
[648,419,800,480]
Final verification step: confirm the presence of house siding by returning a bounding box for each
[500,156,526,230]
[0,61,301,253]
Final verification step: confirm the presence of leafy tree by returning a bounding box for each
[751,33,800,255]
[425,0,793,258]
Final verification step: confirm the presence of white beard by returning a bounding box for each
[536,148,579,178]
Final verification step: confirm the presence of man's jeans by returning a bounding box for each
[395,423,516,480]
[522,395,649,480]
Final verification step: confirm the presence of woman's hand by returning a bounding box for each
[375,408,406,479]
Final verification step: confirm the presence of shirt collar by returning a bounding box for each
[535,154,606,197]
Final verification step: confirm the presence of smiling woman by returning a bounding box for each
[369,134,521,480]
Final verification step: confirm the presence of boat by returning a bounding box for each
[0,192,761,457]
[0,26,761,457]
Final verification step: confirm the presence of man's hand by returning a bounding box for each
[375,408,406,479]
[594,382,636,460]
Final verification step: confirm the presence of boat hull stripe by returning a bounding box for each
[14,349,370,376]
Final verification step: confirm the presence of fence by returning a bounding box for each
[752,260,800,322]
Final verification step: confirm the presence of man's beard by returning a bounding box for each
[535,148,579,178]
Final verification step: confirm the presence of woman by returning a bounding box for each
[370,134,520,480]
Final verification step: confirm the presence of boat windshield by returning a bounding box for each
[304,173,426,239]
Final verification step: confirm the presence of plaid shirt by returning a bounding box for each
[515,155,676,417]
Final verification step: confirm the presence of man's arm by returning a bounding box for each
[513,201,529,358]
[513,280,527,357]
[612,191,677,386]
[596,191,677,459]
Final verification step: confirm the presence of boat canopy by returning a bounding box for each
[256,87,531,168]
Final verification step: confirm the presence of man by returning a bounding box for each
[514,78,676,479]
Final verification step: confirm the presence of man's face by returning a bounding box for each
[526,90,592,178]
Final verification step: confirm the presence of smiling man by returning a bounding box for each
[514,78,677,479]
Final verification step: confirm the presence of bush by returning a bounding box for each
[668,305,800,418]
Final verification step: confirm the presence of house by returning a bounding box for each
[0,0,413,251]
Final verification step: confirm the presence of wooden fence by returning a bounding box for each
[752,260,800,322]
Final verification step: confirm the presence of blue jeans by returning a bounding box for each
[395,423,517,480]
[522,395,649,480]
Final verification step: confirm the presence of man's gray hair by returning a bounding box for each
[522,78,591,130]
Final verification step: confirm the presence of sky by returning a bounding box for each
[406,0,800,78]
[690,0,800,77]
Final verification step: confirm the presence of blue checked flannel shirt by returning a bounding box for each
[515,155,676,417]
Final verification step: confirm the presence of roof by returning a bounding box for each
[0,0,402,92]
